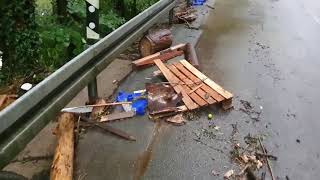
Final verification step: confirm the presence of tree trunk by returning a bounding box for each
[115,0,125,17]
[139,29,173,57]
[50,113,75,180]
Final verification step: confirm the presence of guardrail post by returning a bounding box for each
[169,8,174,24]
[86,0,100,102]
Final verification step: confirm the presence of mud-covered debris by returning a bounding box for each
[239,100,262,121]
[211,169,219,176]
[256,42,270,49]
[183,110,201,121]
[240,100,253,110]
[224,169,234,179]
[146,83,182,115]
[166,113,186,125]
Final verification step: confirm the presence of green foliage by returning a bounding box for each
[0,0,159,87]
[100,11,126,35]
[0,0,40,83]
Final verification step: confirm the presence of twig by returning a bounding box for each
[80,116,136,141]
[258,137,275,180]
[11,155,53,163]
[206,4,215,9]
[177,16,199,30]
[255,152,278,161]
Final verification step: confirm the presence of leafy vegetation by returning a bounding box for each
[0,0,158,89]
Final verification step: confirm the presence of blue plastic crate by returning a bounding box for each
[193,0,206,5]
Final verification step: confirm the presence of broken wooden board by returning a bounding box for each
[154,59,233,110]
[0,95,17,111]
[154,59,198,110]
[133,44,185,68]
[100,111,135,122]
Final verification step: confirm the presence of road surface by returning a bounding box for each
[75,0,320,179]
[6,0,320,179]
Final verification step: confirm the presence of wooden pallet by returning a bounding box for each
[154,59,233,110]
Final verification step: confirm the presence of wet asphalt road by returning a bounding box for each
[75,0,320,179]
[197,0,320,179]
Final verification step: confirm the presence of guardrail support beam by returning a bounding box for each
[88,78,98,103]
[169,8,174,24]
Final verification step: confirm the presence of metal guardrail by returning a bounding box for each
[0,0,175,169]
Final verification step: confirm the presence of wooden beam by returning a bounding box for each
[154,59,198,110]
[180,60,233,99]
[133,44,186,67]
[50,113,75,180]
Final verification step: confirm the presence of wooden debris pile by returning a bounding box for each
[49,33,233,180]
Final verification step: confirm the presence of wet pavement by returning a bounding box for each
[76,0,320,179]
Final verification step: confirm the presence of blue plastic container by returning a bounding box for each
[193,0,206,5]
[116,91,147,115]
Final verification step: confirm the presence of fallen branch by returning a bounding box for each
[11,154,53,163]
[81,117,136,141]
[258,138,275,180]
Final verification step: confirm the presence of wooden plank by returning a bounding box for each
[168,65,216,105]
[168,65,207,106]
[100,111,135,122]
[50,113,75,180]
[174,62,225,102]
[154,59,198,110]
[174,63,202,84]
[133,44,186,67]
[180,60,233,99]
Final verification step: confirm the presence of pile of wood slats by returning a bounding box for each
[154,59,233,111]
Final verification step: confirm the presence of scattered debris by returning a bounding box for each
[256,42,270,49]
[296,139,301,143]
[80,116,136,141]
[100,111,135,122]
[239,100,262,121]
[175,8,197,23]
[224,169,234,179]
[0,94,17,111]
[211,169,219,176]
[166,113,186,125]
[258,137,275,180]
